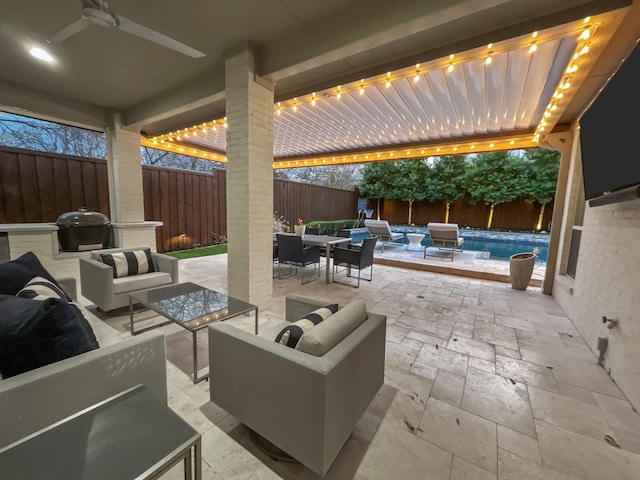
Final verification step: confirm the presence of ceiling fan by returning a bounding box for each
[48,0,206,58]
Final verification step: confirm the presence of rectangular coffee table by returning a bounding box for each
[130,282,258,383]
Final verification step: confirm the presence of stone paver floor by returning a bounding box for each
[80,253,639,480]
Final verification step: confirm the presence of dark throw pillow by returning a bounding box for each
[275,304,339,348]
[100,248,155,278]
[0,251,69,299]
[0,295,99,378]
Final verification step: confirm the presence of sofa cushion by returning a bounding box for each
[295,301,368,356]
[0,295,99,378]
[275,304,338,348]
[17,276,68,302]
[100,248,155,278]
[0,251,69,299]
[112,272,173,295]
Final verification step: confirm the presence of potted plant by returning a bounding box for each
[294,218,306,236]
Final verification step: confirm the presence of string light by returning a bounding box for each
[150,18,598,169]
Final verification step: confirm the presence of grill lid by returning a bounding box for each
[56,207,110,226]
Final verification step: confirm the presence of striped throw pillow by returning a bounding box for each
[17,276,68,302]
[275,304,338,348]
[100,248,155,278]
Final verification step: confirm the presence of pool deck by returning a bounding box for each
[371,242,546,287]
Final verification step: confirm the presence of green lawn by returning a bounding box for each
[166,244,227,259]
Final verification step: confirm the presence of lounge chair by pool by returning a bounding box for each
[425,222,465,261]
[364,220,404,252]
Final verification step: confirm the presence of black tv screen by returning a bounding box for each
[579,42,640,202]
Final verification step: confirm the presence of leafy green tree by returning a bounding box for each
[358,161,398,220]
[386,159,429,224]
[425,155,470,223]
[521,147,560,230]
[466,151,526,229]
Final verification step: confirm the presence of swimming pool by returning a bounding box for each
[350,227,550,264]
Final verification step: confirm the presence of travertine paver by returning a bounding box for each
[76,254,640,479]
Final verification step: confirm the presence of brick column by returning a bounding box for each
[225,48,274,309]
[105,114,145,223]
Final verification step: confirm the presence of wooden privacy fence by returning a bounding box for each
[0,146,553,253]
[0,147,358,252]
[378,197,554,231]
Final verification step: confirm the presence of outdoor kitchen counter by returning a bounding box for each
[0,221,163,281]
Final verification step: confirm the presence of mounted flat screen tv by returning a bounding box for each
[579,42,640,207]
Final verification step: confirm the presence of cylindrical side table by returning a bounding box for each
[406,233,425,251]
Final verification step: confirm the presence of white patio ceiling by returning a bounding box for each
[140,12,620,169]
[2,0,636,168]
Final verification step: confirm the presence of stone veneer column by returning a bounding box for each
[225,48,274,309]
[105,114,145,223]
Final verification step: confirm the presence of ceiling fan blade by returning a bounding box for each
[48,17,90,44]
[117,16,206,58]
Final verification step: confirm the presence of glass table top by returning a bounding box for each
[131,282,257,331]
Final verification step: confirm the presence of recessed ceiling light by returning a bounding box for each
[29,47,54,63]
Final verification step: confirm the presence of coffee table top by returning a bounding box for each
[131,282,257,332]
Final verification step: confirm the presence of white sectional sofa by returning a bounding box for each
[0,330,167,449]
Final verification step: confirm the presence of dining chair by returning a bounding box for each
[275,234,321,284]
[332,236,377,287]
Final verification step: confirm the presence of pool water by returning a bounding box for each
[350,228,549,264]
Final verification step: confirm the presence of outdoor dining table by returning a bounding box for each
[301,234,352,283]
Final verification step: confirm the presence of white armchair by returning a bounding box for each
[208,295,386,476]
[79,247,178,312]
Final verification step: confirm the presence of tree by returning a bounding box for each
[466,151,526,229]
[425,155,470,223]
[358,161,397,219]
[521,147,560,230]
[277,164,361,190]
[386,159,429,224]
[141,147,225,172]
[0,112,106,158]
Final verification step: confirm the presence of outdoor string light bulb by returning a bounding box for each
[149,18,598,169]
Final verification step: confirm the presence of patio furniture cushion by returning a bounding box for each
[17,276,68,302]
[100,248,155,278]
[275,303,338,348]
[0,295,99,378]
[295,301,368,356]
[0,251,70,300]
[111,272,173,295]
